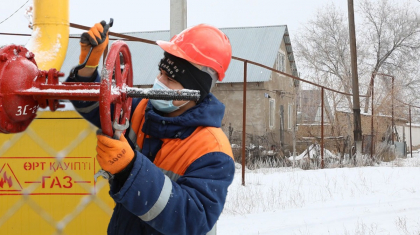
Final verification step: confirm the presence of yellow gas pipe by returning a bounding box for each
[26,0,69,70]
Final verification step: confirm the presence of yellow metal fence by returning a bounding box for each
[0,110,113,235]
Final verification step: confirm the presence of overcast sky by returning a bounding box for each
[0,0,350,46]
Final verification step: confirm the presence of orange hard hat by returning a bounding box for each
[156,24,232,81]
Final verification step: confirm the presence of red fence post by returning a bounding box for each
[241,61,247,186]
[321,87,324,169]
[409,105,413,158]
[371,74,375,159]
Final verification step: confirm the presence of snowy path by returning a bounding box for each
[218,159,420,234]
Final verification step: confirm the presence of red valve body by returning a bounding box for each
[0,45,39,133]
[0,41,133,136]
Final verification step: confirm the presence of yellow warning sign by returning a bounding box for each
[0,157,97,195]
[0,110,114,235]
[0,163,22,191]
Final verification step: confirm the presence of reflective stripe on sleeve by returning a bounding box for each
[160,168,181,182]
[75,102,99,113]
[127,126,140,151]
[139,175,172,221]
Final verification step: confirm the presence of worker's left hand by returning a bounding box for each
[96,130,134,174]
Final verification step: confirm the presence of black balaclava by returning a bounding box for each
[158,52,213,103]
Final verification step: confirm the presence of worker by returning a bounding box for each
[66,21,235,235]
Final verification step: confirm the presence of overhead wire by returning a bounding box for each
[0,0,30,25]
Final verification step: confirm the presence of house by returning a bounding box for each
[296,88,412,156]
[60,25,299,155]
[210,26,299,155]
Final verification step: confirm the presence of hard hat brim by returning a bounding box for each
[156,40,199,65]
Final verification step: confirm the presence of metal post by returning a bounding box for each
[347,0,363,160]
[241,61,247,186]
[321,87,324,169]
[279,111,282,160]
[292,81,298,168]
[391,76,394,145]
[375,73,395,148]
[409,105,413,158]
[371,74,374,159]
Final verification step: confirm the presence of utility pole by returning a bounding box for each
[170,0,187,37]
[347,0,363,162]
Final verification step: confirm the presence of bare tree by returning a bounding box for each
[359,0,420,113]
[295,0,420,115]
[294,4,367,110]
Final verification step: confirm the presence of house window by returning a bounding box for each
[276,52,286,72]
[288,103,293,129]
[269,99,275,129]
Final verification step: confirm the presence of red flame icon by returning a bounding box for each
[0,171,13,188]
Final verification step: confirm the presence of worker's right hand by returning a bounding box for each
[79,20,110,68]
[96,130,135,175]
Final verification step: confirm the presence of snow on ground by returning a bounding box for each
[219,152,420,234]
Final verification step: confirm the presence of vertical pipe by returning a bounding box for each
[321,87,324,169]
[347,0,363,159]
[409,105,412,158]
[280,111,282,159]
[391,76,394,145]
[26,0,69,70]
[371,75,374,159]
[241,61,247,186]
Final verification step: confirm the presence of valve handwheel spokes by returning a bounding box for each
[99,40,133,137]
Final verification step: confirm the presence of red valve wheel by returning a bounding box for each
[99,40,133,137]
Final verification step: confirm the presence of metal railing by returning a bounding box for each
[1,23,419,234]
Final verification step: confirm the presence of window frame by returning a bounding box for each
[276,51,286,73]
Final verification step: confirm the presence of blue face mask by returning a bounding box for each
[150,77,189,113]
